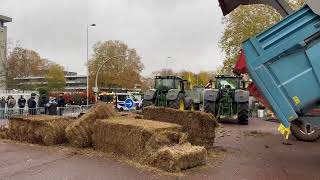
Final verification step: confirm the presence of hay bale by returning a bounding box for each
[93,117,207,172]
[65,102,118,148]
[0,129,7,139]
[149,143,207,172]
[143,107,218,148]
[7,115,72,146]
[93,117,185,160]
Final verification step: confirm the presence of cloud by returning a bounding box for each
[1,0,225,76]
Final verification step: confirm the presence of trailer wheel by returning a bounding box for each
[290,120,320,142]
[237,102,249,125]
[204,100,215,116]
[168,93,185,111]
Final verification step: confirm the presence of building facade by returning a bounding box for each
[14,73,87,92]
[0,15,12,89]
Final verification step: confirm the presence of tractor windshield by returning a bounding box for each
[216,78,239,89]
[155,78,180,89]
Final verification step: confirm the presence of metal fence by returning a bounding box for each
[0,105,93,128]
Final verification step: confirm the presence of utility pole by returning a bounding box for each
[86,24,96,106]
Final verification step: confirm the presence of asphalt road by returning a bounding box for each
[0,118,319,180]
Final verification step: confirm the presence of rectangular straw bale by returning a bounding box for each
[93,117,208,172]
[149,143,207,172]
[7,115,72,146]
[65,102,118,148]
[93,117,184,159]
[143,107,218,147]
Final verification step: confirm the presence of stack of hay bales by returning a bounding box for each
[65,103,118,148]
[7,115,72,146]
[143,107,218,147]
[93,117,207,171]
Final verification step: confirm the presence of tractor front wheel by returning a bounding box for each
[204,100,215,116]
[168,93,185,111]
[237,102,249,125]
[142,100,154,108]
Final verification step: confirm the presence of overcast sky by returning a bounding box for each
[0,0,225,76]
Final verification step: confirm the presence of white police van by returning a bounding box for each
[116,92,142,111]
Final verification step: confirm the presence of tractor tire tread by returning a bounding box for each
[168,93,185,110]
[204,100,215,115]
[238,102,249,125]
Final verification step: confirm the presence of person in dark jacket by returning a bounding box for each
[27,95,37,115]
[18,95,26,115]
[38,95,48,114]
[7,95,16,116]
[57,93,65,116]
[46,97,58,115]
[0,96,6,117]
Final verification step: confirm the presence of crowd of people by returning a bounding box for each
[0,93,66,117]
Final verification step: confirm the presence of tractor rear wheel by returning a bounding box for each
[142,100,153,108]
[168,93,185,111]
[290,120,320,142]
[204,100,215,116]
[237,102,249,125]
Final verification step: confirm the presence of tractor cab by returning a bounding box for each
[215,75,242,90]
[154,76,185,92]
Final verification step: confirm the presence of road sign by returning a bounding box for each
[124,98,134,109]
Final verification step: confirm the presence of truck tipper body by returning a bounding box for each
[242,4,320,128]
[218,0,320,141]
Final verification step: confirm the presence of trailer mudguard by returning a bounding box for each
[144,90,156,100]
[234,90,250,102]
[204,89,219,102]
[166,89,180,101]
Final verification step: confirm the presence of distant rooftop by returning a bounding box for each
[14,75,87,80]
[0,15,12,23]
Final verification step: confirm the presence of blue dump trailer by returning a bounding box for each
[243,4,320,127]
[218,0,320,141]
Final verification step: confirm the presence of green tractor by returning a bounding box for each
[204,75,249,125]
[143,76,196,110]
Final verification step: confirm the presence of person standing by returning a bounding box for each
[46,97,58,115]
[0,97,6,118]
[7,95,16,116]
[38,95,48,114]
[27,94,37,115]
[57,93,65,116]
[18,95,26,115]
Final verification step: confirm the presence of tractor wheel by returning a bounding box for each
[168,93,185,111]
[237,102,249,125]
[194,103,200,111]
[142,100,153,108]
[290,120,320,142]
[204,100,215,116]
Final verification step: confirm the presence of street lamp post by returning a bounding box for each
[94,55,128,101]
[86,24,96,106]
[165,56,172,69]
